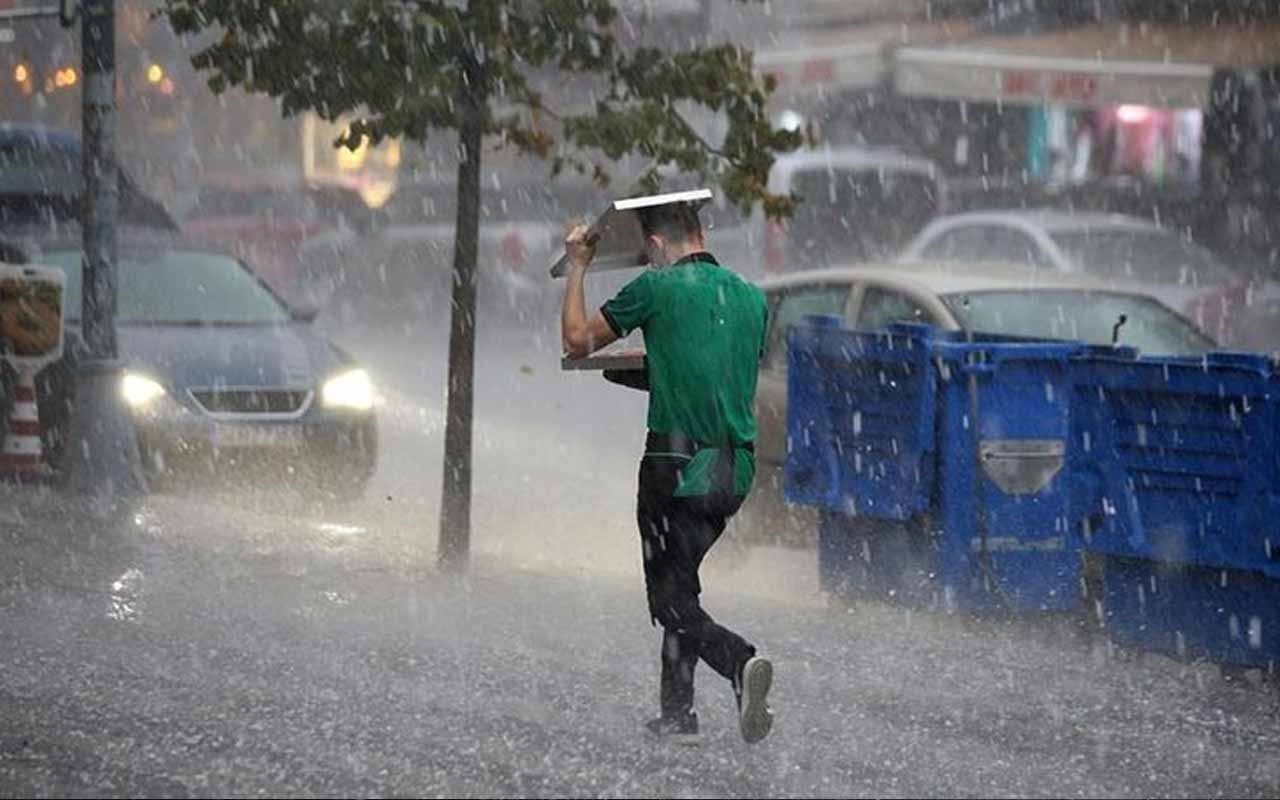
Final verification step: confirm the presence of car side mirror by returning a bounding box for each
[291,304,321,324]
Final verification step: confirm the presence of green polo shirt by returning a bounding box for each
[601,254,768,497]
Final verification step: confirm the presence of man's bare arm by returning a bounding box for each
[561,224,620,359]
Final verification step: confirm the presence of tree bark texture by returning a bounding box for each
[437,74,484,573]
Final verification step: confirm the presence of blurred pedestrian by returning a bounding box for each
[559,200,775,744]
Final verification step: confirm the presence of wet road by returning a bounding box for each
[2,316,1279,798]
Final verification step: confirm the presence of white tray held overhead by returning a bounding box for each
[548,188,713,278]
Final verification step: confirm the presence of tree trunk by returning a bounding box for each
[437,82,484,573]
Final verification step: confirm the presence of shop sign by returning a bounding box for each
[1001,70,1098,102]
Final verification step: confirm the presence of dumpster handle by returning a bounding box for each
[964,332,1016,609]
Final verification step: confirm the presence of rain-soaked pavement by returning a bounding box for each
[2,314,1279,798]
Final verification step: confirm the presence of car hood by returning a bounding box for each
[117,323,351,390]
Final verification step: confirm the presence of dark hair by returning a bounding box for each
[637,202,702,241]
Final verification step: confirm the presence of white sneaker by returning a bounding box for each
[737,656,774,744]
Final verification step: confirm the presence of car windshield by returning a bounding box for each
[942,289,1216,356]
[40,247,292,325]
[1050,229,1237,287]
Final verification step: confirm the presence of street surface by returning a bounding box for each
[2,315,1279,798]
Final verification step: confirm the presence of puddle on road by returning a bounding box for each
[313,521,369,556]
[315,522,366,542]
[321,590,355,607]
[107,567,145,623]
[131,507,170,538]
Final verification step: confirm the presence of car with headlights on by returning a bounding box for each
[19,228,377,501]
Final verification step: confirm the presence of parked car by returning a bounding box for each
[701,147,946,282]
[898,209,1250,346]
[1,123,178,463]
[0,122,177,231]
[735,260,1218,549]
[12,229,378,501]
[181,177,372,307]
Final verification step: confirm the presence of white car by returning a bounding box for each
[696,147,946,281]
[898,210,1250,345]
[735,260,1217,550]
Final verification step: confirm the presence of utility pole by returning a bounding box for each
[0,3,143,507]
[77,0,117,360]
[62,0,146,512]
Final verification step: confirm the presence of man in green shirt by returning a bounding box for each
[561,201,774,744]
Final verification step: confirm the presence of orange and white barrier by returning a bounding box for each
[0,369,45,475]
[0,264,64,479]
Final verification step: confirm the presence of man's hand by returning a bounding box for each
[564,221,598,271]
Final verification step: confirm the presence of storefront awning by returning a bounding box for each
[757,40,885,94]
[756,21,972,104]
[893,22,1280,109]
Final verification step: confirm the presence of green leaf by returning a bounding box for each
[157,0,803,217]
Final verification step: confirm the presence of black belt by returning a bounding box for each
[645,431,754,457]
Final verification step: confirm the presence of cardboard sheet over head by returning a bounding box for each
[549,188,713,278]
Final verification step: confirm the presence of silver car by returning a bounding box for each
[898,209,1250,345]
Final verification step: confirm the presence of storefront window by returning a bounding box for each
[1043,105,1203,191]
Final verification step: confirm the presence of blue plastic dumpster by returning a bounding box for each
[1071,350,1275,573]
[931,334,1086,612]
[786,315,1280,660]
[1099,556,1280,669]
[785,320,940,605]
[1070,349,1280,666]
[787,321,1088,613]
[785,320,937,519]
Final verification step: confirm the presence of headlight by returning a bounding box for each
[322,368,374,411]
[121,373,167,408]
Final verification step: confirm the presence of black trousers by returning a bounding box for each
[637,439,756,718]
